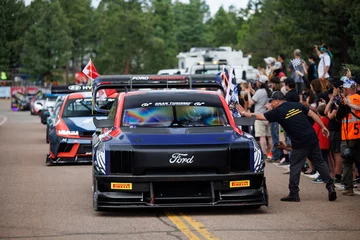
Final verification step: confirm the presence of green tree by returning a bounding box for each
[0,0,27,76]
[21,0,72,83]
[173,0,211,52]
[59,0,93,76]
[142,0,178,72]
[95,0,153,74]
[211,7,238,47]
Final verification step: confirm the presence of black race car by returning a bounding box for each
[91,75,267,210]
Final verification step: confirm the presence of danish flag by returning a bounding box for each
[82,59,99,79]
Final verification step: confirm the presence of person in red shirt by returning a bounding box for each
[312,103,331,183]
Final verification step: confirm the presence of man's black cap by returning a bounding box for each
[332,80,342,88]
[269,91,285,102]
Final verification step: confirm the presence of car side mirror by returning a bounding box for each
[93,117,114,128]
[234,116,256,126]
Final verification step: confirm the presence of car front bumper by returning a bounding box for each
[93,172,268,209]
[48,138,92,164]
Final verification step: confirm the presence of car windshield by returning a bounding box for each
[122,105,228,128]
[63,98,114,117]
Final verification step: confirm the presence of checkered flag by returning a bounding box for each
[291,58,302,68]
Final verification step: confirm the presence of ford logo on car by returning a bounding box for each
[169,153,194,164]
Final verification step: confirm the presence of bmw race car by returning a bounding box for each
[91,75,267,210]
[47,90,115,165]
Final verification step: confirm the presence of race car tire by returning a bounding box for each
[93,179,100,211]
[46,125,49,143]
[45,154,53,166]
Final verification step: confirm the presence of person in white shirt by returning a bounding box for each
[315,45,331,88]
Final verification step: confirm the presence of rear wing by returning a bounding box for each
[50,85,92,94]
[92,74,224,113]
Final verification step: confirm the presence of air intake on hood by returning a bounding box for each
[109,151,133,174]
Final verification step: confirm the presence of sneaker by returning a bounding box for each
[283,170,290,174]
[327,184,337,201]
[280,195,300,202]
[341,189,354,196]
[310,172,319,179]
[312,177,324,183]
[267,152,273,159]
[337,185,345,190]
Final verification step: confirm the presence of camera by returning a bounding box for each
[333,95,341,105]
[302,92,308,102]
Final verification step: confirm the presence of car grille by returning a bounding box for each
[109,151,133,174]
[78,145,92,154]
[229,148,251,172]
[79,131,94,137]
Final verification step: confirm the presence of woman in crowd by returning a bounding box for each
[246,75,273,158]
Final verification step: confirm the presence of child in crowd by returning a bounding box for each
[312,103,330,183]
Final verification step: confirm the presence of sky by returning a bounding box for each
[24,0,249,16]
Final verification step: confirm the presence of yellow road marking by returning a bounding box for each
[180,212,220,240]
[165,211,200,240]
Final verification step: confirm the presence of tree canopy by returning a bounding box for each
[1,0,360,83]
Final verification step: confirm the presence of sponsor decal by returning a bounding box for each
[155,102,192,106]
[58,130,79,136]
[131,76,149,81]
[194,102,205,106]
[169,153,194,164]
[111,182,132,190]
[149,75,186,80]
[229,180,250,188]
[141,102,153,107]
[68,85,92,91]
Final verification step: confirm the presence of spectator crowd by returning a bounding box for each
[236,43,360,196]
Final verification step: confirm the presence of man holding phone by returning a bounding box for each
[236,91,337,202]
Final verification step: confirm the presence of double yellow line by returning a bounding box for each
[165,211,220,240]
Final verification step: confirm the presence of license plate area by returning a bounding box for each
[153,182,212,204]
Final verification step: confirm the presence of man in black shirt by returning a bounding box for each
[284,78,300,103]
[236,91,337,202]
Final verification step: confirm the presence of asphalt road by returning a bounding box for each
[0,99,359,240]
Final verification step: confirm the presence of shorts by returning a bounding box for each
[254,120,271,137]
[330,131,341,153]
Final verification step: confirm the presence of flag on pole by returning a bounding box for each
[225,67,239,104]
[82,59,99,114]
[82,58,100,80]
[225,68,240,117]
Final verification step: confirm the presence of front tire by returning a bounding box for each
[93,178,99,211]
[46,125,49,143]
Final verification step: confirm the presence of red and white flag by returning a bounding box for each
[82,59,100,79]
